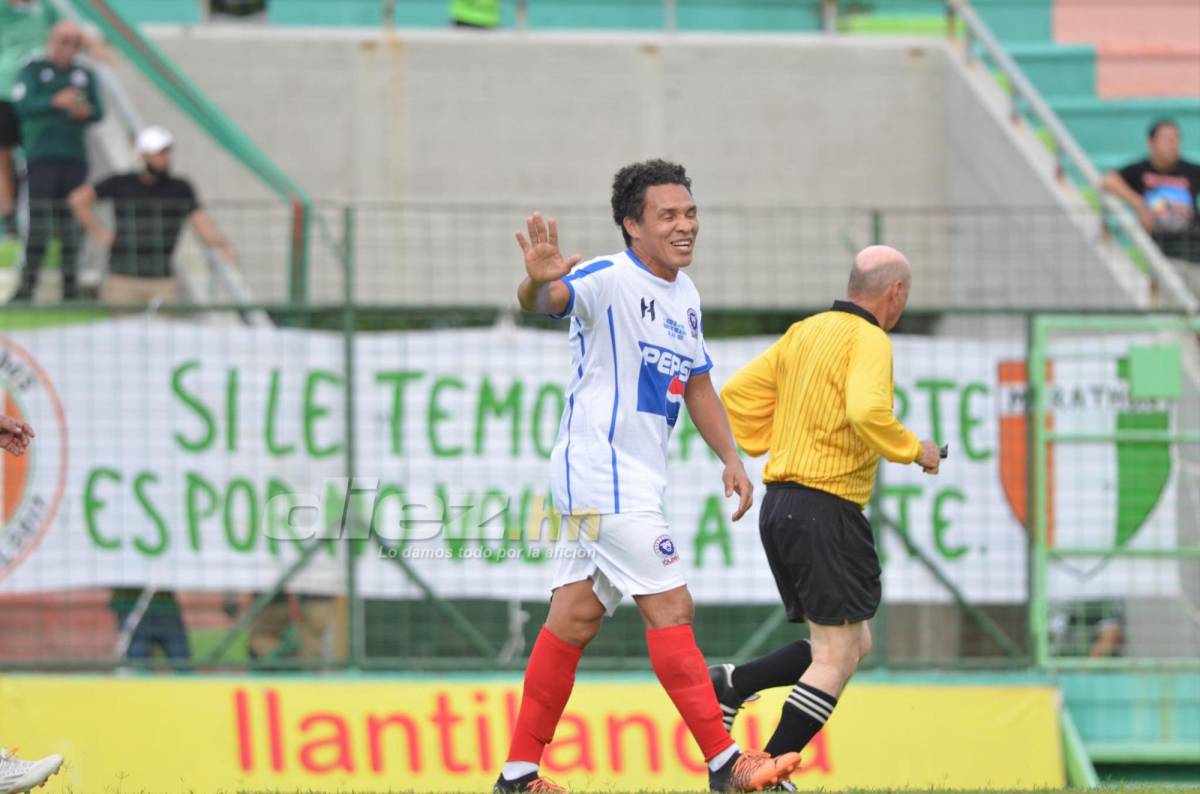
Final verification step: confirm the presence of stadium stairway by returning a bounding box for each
[858,0,1200,169]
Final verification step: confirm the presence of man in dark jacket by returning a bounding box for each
[10,20,102,301]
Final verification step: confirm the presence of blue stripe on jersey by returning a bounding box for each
[625,247,654,276]
[693,346,714,375]
[606,306,620,513]
[550,282,576,321]
[577,321,586,377]
[564,323,586,514]
[549,260,615,319]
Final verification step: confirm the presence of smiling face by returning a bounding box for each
[624,183,698,279]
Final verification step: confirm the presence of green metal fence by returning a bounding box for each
[1,202,1197,675]
[1028,314,1200,671]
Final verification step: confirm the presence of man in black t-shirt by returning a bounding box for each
[68,125,236,305]
[1103,119,1200,272]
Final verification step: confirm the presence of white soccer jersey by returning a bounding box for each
[548,248,713,516]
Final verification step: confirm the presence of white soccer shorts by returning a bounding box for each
[550,510,688,615]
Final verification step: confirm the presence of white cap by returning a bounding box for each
[136,125,174,155]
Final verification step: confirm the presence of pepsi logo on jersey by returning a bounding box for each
[636,342,693,428]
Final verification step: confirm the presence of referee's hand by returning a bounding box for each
[723,461,754,521]
[917,439,942,474]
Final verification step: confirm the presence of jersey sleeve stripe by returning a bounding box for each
[549,259,614,319]
[549,280,576,319]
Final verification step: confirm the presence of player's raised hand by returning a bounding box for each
[0,414,35,457]
[516,212,581,284]
[724,460,754,521]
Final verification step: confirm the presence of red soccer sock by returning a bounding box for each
[646,624,735,761]
[506,625,584,764]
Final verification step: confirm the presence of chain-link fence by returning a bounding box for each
[0,200,1197,673]
[1029,314,1200,669]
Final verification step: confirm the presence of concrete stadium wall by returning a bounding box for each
[110,29,1142,309]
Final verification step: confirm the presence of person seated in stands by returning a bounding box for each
[68,125,237,306]
[1102,119,1200,293]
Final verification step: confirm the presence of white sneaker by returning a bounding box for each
[0,748,63,794]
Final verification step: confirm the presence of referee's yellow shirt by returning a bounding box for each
[720,301,921,508]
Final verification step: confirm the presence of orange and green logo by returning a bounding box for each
[0,337,67,582]
[997,359,1171,550]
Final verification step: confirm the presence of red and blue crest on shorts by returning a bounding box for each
[653,534,680,566]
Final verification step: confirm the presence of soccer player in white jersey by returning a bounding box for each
[494,161,801,793]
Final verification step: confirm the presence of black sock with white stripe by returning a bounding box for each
[730,639,812,699]
[764,681,837,756]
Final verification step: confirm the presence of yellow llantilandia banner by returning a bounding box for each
[0,676,1064,791]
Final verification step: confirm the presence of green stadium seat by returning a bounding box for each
[1008,42,1096,99]
[848,0,1050,42]
[971,0,1052,43]
[1048,97,1200,165]
[268,0,386,26]
[677,0,824,32]
[526,0,665,30]
[108,0,202,25]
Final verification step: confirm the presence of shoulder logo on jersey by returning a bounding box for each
[637,342,692,428]
[687,308,699,338]
[641,298,655,322]
[653,534,679,566]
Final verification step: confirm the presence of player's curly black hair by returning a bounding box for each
[611,159,692,246]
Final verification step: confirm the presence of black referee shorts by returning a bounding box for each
[759,482,881,625]
[0,102,19,149]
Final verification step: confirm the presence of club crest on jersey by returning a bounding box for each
[687,308,699,338]
[653,534,679,566]
[637,342,692,428]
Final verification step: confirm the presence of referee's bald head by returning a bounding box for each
[847,245,912,331]
[847,245,911,299]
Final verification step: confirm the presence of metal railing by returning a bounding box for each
[948,0,1199,314]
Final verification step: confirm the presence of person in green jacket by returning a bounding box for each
[0,0,59,239]
[450,0,501,29]
[11,19,102,302]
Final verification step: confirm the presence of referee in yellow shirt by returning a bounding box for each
[707,245,942,764]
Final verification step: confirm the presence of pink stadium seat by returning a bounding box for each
[1055,0,1200,98]
[1095,47,1200,98]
